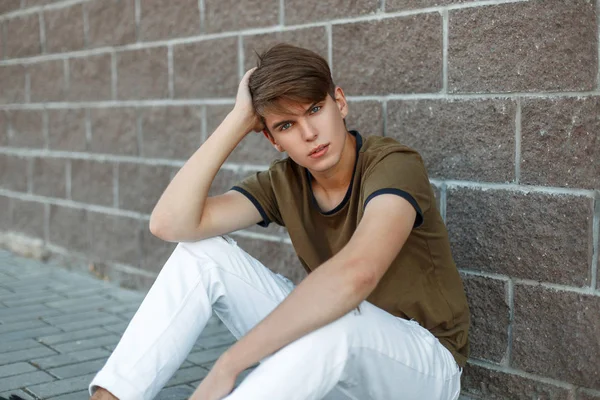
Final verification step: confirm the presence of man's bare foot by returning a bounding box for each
[90,387,118,400]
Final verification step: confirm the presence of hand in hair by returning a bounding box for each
[233,67,265,134]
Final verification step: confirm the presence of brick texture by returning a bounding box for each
[87,212,140,266]
[387,99,516,182]
[8,110,44,148]
[89,107,138,156]
[332,14,442,95]
[28,60,67,102]
[70,160,114,206]
[139,0,200,41]
[140,106,202,159]
[117,48,169,100]
[521,97,600,189]
[448,0,597,93]
[31,157,66,198]
[345,100,384,138]
[0,155,28,192]
[47,109,87,151]
[0,1,20,15]
[386,0,477,11]
[0,65,26,104]
[86,0,136,48]
[461,363,571,400]
[461,274,509,363]
[44,4,84,53]
[204,0,279,33]
[0,110,7,146]
[4,13,40,58]
[68,54,113,101]
[118,163,174,213]
[173,37,238,98]
[10,200,45,239]
[285,0,378,24]
[513,285,600,389]
[48,205,88,253]
[446,188,593,286]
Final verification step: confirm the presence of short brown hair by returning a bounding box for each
[248,43,336,127]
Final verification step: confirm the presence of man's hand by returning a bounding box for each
[232,67,265,134]
[188,357,238,400]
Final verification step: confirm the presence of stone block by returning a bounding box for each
[87,211,141,266]
[139,0,200,41]
[285,0,378,24]
[346,100,383,138]
[30,349,108,369]
[117,47,169,100]
[242,27,328,71]
[208,168,242,197]
[0,196,10,227]
[461,363,571,399]
[332,14,442,95]
[8,109,44,148]
[0,110,8,146]
[0,1,20,15]
[387,99,516,182]
[173,37,238,98]
[0,362,37,379]
[140,226,176,274]
[9,199,45,239]
[48,205,88,253]
[0,65,26,104]
[461,274,509,363]
[118,163,174,213]
[44,4,84,53]
[387,0,477,11]
[28,59,67,102]
[446,188,593,286]
[140,106,202,159]
[89,107,138,155]
[47,109,86,151]
[4,13,41,58]
[513,284,600,389]
[86,0,135,47]
[70,159,114,206]
[68,53,112,101]
[31,157,66,198]
[204,0,278,33]
[448,0,597,93]
[231,235,306,284]
[521,96,600,189]
[0,371,55,393]
[0,155,28,191]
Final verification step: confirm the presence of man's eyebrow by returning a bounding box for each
[270,101,321,130]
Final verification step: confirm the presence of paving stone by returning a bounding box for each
[155,385,194,399]
[49,390,90,400]
[30,348,110,369]
[0,320,47,334]
[0,370,55,392]
[196,333,236,350]
[164,366,210,387]
[38,328,108,346]
[28,372,96,398]
[101,321,128,335]
[0,362,38,378]
[0,390,35,399]
[47,358,106,379]
[58,315,124,332]
[0,339,44,354]
[52,334,121,353]
[186,344,230,366]
[0,325,62,342]
[0,308,63,325]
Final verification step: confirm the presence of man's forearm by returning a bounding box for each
[149,110,252,239]
[219,252,374,376]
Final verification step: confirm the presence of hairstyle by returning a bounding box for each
[248,43,337,131]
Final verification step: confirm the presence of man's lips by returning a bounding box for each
[309,144,329,156]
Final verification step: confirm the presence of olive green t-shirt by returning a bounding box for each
[231,130,470,368]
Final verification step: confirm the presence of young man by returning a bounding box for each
[89,43,470,400]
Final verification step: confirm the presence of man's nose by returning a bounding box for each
[300,123,318,141]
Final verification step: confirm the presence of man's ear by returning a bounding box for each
[334,86,349,120]
[262,129,284,152]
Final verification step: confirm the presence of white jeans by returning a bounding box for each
[89,235,462,400]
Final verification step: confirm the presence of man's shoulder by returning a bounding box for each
[360,135,423,167]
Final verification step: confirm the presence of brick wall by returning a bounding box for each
[0,0,598,398]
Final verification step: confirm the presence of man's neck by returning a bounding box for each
[308,131,357,196]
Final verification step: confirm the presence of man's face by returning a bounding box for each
[262,87,349,173]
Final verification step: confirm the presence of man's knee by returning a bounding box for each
[179,235,233,258]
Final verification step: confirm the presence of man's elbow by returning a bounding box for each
[348,258,378,295]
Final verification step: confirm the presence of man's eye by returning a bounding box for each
[310,106,321,114]
[281,122,292,131]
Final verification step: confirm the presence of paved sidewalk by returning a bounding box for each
[0,249,251,400]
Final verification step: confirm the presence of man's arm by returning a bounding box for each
[149,68,264,242]
[218,193,417,376]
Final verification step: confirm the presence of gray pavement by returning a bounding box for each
[0,249,252,399]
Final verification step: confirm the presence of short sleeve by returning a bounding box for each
[362,151,432,229]
[231,169,284,227]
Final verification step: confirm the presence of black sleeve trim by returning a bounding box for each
[364,188,424,229]
[231,186,271,227]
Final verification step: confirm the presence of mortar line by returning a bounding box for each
[38,11,46,54]
[591,192,599,290]
[167,45,174,98]
[597,0,600,90]
[111,51,117,100]
[113,163,119,208]
[381,99,387,137]
[514,98,521,183]
[442,9,448,93]
[198,0,204,33]
[24,68,31,103]
[134,0,141,41]
[63,58,70,94]
[65,159,71,200]
[327,23,333,71]
[379,0,385,12]
[237,35,244,79]
[201,105,207,143]
[82,1,89,48]
[43,202,50,243]
[84,108,91,150]
[27,157,33,193]
[0,0,529,62]
[136,108,143,157]
[279,0,285,26]
[505,279,514,367]
[42,109,48,149]
[440,182,447,222]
